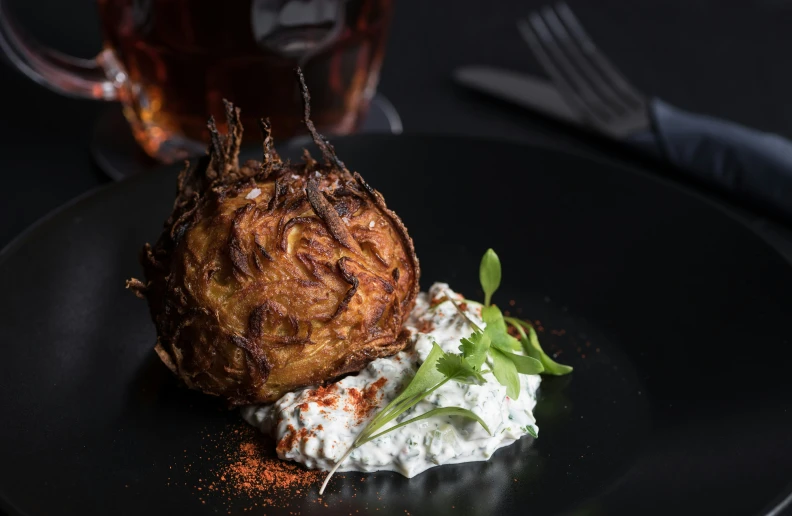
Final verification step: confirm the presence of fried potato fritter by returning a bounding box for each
[127,72,419,405]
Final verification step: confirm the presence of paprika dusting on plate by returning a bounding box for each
[224,437,322,497]
[184,425,324,509]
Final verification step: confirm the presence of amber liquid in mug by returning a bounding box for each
[96,0,392,161]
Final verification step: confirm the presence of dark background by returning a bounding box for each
[1,1,792,514]
[4,0,792,249]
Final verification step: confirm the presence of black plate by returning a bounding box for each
[1,135,791,516]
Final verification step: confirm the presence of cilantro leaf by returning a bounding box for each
[480,249,501,306]
[459,331,490,369]
[437,352,486,384]
[490,348,520,399]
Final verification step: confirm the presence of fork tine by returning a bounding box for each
[540,5,635,114]
[518,14,615,128]
[555,2,645,107]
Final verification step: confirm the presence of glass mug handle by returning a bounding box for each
[0,0,118,100]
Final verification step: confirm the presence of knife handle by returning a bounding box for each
[629,99,792,223]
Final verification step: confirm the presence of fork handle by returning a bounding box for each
[630,99,792,224]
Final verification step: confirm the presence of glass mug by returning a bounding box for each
[0,0,393,163]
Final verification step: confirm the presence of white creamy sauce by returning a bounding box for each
[242,283,541,478]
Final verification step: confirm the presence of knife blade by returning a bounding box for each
[453,65,584,127]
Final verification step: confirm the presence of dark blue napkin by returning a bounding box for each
[627,99,792,223]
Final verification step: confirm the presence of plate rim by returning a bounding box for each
[4,133,791,270]
[2,133,792,515]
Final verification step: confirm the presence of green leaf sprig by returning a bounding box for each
[504,316,573,375]
[477,249,572,382]
[318,342,491,494]
[455,248,571,398]
[480,248,501,306]
[318,248,572,494]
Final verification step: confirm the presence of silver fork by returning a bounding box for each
[518,3,650,138]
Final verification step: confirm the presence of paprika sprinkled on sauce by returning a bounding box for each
[303,384,340,409]
[346,377,387,423]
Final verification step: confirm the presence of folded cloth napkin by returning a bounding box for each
[627,99,792,224]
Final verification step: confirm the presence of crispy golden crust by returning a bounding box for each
[127,79,419,405]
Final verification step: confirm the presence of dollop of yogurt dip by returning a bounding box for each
[242,283,540,478]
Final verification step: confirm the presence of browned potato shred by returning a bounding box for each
[127,73,420,405]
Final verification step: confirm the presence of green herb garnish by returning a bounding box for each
[459,331,490,369]
[318,343,491,494]
[480,248,502,306]
[318,248,572,494]
[505,317,574,375]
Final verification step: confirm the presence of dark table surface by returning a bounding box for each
[2,1,792,514]
[4,0,792,251]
